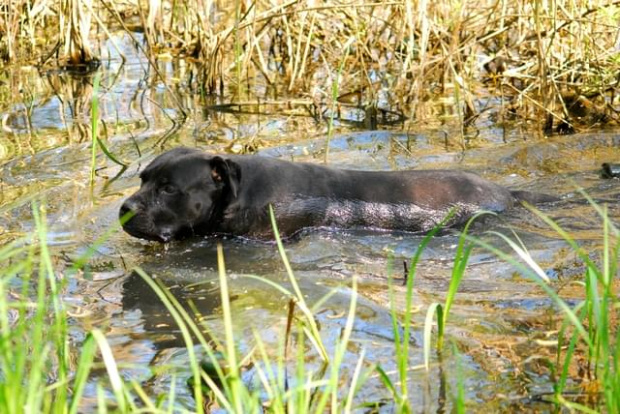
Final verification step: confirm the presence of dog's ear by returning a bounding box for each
[210,156,241,198]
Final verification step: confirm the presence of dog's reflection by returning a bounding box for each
[121,271,222,350]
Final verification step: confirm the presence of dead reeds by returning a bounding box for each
[2,0,620,131]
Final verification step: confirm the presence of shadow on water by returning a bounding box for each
[2,38,620,411]
[121,271,222,350]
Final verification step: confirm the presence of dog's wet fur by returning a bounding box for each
[120,147,558,242]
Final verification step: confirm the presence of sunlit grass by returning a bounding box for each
[470,196,619,412]
[1,196,619,412]
[423,211,487,368]
[4,0,620,128]
[89,72,126,185]
[0,204,100,413]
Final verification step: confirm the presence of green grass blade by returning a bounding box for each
[269,205,328,361]
[216,242,244,413]
[343,348,368,414]
[486,230,550,283]
[90,329,127,412]
[95,137,126,167]
[69,334,97,414]
[469,235,591,348]
[134,268,209,413]
[374,365,397,399]
[451,341,466,414]
[525,203,602,281]
[424,303,443,371]
[90,73,101,184]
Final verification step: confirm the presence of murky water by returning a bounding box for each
[1,34,619,412]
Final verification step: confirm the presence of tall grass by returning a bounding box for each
[535,199,619,412]
[423,212,485,371]
[471,197,620,412]
[0,204,99,412]
[1,196,619,412]
[89,72,126,185]
[3,0,619,128]
[379,213,444,412]
[127,205,369,412]
[324,36,355,163]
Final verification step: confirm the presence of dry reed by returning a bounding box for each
[1,0,619,129]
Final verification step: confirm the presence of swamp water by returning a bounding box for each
[1,37,620,413]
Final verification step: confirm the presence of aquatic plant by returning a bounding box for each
[1,195,619,412]
[470,196,620,412]
[0,204,101,413]
[3,0,620,130]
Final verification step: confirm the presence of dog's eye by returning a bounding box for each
[160,184,177,195]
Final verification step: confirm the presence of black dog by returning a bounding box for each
[120,147,556,242]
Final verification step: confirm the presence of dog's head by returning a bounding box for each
[120,147,241,242]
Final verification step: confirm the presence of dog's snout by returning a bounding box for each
[159,228,174,243]
[119,198,143,219]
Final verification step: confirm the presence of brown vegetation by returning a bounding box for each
[1,0,620,130]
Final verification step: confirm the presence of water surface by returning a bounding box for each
[1,34,618,412]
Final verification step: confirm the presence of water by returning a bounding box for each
[1,34,619,412]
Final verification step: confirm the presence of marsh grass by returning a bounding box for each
[534,197,620,412]
[0,203,104,413]
[471,197,620,412]
[89,72,126,185]
[3,0,620,130]
[1,197,619,412]
[379,210,448,411]
[423,212,482,371]
[127,206,369,412]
